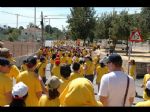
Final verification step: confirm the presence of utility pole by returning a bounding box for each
[16,14,19,29]
[34,7,36,26]
[41,12,44,47]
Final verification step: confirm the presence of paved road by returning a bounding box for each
[45,63,144,106]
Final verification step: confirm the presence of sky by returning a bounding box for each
[0,7,141,30]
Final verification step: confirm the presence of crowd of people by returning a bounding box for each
[0,40,150,107]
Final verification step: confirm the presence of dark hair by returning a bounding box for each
[60,65,71,79]
[79,60,85,65]
[9,93,28,107]
[72,62,80,71]
[26,56,37,68]
[130,60,135,65]
[108,54,122,67]
[40,56,45,62]
[48,89,60,100]
[100,62,105,68]
[145,88,150,97]
[23,60,27,64]
[52,53,56,60]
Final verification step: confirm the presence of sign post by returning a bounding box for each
[128,29,143,74]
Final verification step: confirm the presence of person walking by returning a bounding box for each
[38,76,61,106]
[0,57,12,106]
[16,56,42,106]
[98,54,135,106]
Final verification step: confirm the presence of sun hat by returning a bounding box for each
[45,76,62,90]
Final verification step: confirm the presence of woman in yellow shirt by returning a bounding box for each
[38,76,61,107]
[51,60,61,79]
[59,77,103,106]
[129,59,137,80]
[21,60,28,72]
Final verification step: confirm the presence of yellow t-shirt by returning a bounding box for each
[135,100,150,107]
[60,56,67,64]
[51,65,61,79]
[0,73,12,106]
[79,64,84,77]
[129,65,136,79]
[38,95,60,107]
[50,58,55,65]
[37,62,47,78]
[69,72,83,82]
[59,78,103,106]
[58,78,70,94]
[17,71,42,106]
[143,74,150,101]
[96,66,108,84]
[6,65,20,79]
[67,57,72,65]
[21,64,28,71]
[84,61,94,75]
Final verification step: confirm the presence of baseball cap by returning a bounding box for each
[45,76,62,90]
[146,80,150,90]
[0,57,11,66]
[99,56,109,65]
[107,54,122,64]
[55,60,60,65]
[12,82,28,98]
[0,48,9,57]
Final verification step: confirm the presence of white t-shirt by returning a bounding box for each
[98,71,135,106]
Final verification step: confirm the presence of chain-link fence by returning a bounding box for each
[3,41,40,57]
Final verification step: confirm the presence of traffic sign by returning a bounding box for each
[129,30,143,42]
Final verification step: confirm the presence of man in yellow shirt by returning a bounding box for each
[136,80,150,106]
[84,55,95,83]
[129,59,137,80]
[59,78,103,106]
[141,64,150,101]
[58,65,71,94]
[51,60,61,79]
[17,56,42,106]
[37,56,47,83]
[70,62,83,81]
[0,57,12,106]
[0,48,20,81]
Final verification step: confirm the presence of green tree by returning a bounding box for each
[67,7,96,44]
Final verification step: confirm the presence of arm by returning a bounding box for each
[36,91,42,100]
[129,97,134,105]
[99,96,108,106]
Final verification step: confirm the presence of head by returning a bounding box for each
[55,60,60,66]
[0,48,11,58]
[60,64,71,79]
[40,56,45,63]
[147,64,150,74]
[129,59,135,65]
[23,60,27,64]
[26,56,37,69]
[10,82,28,107]
[45,76,61,99]
[106,54,122,72]
[72,62,80,72]
[145,80,150,97]
[59,78,101,106]
[99,56,109,67]
[0,57,11,73]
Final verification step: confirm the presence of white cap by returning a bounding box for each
[146,80,150,90]
[12,82,28,98]
[99,56,109,65]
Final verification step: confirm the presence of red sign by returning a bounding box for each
[129,30,143,42]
